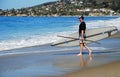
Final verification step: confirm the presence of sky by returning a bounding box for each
[0,0,58,10]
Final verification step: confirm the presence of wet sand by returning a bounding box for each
[56,61,120,77]
[0,49,120,77]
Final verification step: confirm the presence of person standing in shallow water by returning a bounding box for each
[77,16,92,56]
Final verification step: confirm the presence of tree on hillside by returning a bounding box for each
[111,0,120,12]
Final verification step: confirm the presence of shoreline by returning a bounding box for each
[0,38,120,77]
[0,31,119,57]
[0,30,119,53]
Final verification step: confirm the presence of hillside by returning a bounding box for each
[0,0,120,16]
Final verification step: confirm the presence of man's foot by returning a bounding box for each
[77,53,82,56]
[89,50,92,57]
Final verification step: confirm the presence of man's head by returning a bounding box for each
[79,16,84,22]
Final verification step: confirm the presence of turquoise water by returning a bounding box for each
[0,16,120,51]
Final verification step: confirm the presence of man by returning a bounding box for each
[77,16,92,56]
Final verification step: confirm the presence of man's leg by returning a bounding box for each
[83,43,92,56]
[77,43,83,56]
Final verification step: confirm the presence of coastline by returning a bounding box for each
[0,30,120,77]
[0,15,120,17]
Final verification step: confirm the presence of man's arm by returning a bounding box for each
[81,30,84,40]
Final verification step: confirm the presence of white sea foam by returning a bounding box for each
[73,17,120,30]
[0,17,120,51]
[90,47,108,51]
[0,32,72,51]
[87,17,120,30]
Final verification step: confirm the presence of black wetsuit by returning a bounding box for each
[79,22,86,36]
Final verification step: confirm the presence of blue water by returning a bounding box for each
[0,16,120,51]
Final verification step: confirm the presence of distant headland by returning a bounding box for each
[0,0,120,16]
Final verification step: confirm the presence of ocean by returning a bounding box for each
[0,16,120,52]
[0,16,120,77]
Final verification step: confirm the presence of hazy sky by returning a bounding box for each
[0,0,58,10]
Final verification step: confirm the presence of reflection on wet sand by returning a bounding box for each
[79,55,92,67]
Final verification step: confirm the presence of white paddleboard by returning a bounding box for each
[52,26,118,46]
